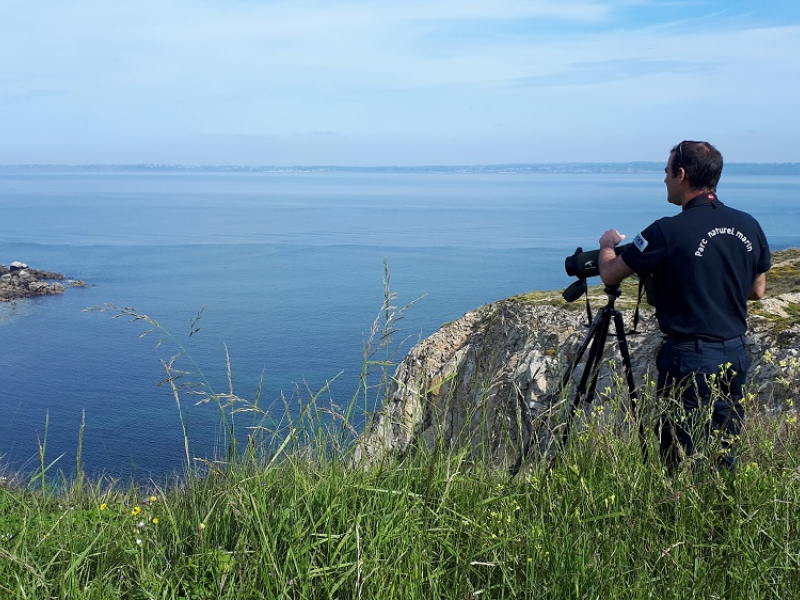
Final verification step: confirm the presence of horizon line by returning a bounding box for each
[3,160,800,167]
[3,161,800,173]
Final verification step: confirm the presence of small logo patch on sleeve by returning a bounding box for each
[633,233,648,252]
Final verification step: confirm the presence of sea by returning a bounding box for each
[2,167,799,482]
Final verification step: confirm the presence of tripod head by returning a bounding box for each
[603,284,621,303]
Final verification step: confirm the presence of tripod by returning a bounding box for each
[510,283,646,478]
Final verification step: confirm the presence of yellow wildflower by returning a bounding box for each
[100,503,108,511]
[131,506,141,516]
[152,518,159,525]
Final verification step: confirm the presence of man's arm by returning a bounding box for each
[598,229,634,286]
[748,272,767,300]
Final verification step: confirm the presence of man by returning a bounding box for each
[598,141,771,471]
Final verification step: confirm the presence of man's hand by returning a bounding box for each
[599,229,625,249]
[598,229,633,285]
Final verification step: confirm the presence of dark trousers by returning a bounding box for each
[656,336,750,471]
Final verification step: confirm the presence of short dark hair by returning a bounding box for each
[669,141,723,191]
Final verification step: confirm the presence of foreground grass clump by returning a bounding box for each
[2,418,800,599]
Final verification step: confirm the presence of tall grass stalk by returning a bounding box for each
[28,411,64,497]
[350,258,423,427]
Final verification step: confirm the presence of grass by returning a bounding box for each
[2,258,800,598]
[2,411,800,599]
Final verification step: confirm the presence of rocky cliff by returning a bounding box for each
[355,249,800,468]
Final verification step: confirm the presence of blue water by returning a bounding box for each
[1,170,798,481]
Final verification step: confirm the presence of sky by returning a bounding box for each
[2,0,800,166]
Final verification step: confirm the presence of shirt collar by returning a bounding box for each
[682,191,722,211]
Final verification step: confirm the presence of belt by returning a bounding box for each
[663,334,747,352]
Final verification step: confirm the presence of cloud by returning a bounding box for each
[3,2,797,91]
[2,0,800,163]
[512,58,711,88]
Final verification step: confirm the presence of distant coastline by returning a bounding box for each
[2,162,800,176]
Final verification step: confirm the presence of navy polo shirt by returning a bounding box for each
[621,192,771,341]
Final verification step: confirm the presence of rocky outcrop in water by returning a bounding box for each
[355,253,800,469]
[0,263,83,301]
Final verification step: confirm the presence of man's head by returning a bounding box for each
[668,140,723,191]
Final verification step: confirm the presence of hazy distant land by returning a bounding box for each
[2,162,800,175]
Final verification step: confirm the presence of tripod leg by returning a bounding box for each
[611,310,648,459]
[560,313,602,389]
[510,308,607,478]
[582,309,613,404]
[562,308,612,448]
